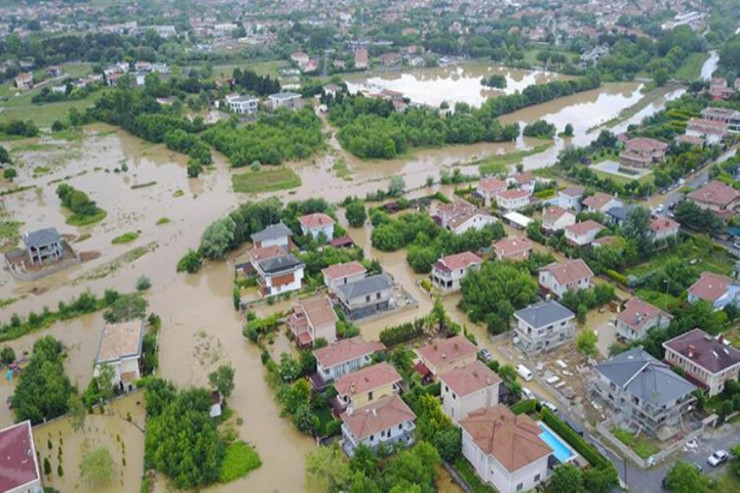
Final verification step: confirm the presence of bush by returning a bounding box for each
[136,276,151,291]
[541,408,610,469]
[510,399,537,415]
[177,249,203,273]
[218,441,262,483]
[605,269,628,285]
[379,319,424,347]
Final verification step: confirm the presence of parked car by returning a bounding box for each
[707,450,730,467]
[540,400,558,414]
[521,388,535,400]
[478,349,493,362]
[516,364,533,382]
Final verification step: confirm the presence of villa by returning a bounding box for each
[431,251,482,292]
[298,212,335,240]
[340,394,416,457]
[496,189,531,212]
[615,297,672,342]
[564,220,605,246]
[437,199,497,235]
[439,360,501,423]
[415,335,478,378]
[313,336,385,385]
[23,228,64,265]
[619,137,668,168]
[688,181,740,216]
[94,319,145,392]
[493,237,533,261]
[539,259,594,298]
[541,205,575,232]
[557,186,584,212]
[287,295,338,347]
[322,261,367,292]
[582,193,622,214]
[334,362,402,414]
[269,91,302,110]
[687,271,740,310]
[476,178,507,207]
[254,254,305,297]
[513,301,575,354]
[250,222,292,250]
[334,273,394,320]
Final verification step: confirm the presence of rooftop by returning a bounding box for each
[664,328,740,374]
[617,297,670,333]
[624,137,668,153]
[583,192,617,210]
[248,245,287,262]
[542,259,594,285]
[334,362,402,397]
[559,186,584,198]
[543,205,572,223]
[439,360,501,397]
[336,273,392,300]
[514,300,575,328]
[688,181,740,207]
[250,222,292,243]
[95,319,145,364]
[416,335,478,369]
[257,254,303,274]
[477,177,507,193]
[299,212,335,230]
[313,336,384,368]
[497,189,530,200]
[0,421,39,492]
[493,236,533,257]
[649,216,680,234]
[688,271,735,302]
[296,295,337,329]
[270,91,301,100]
[434,251,482,272]
[341,394,416,440]
[322,261,367,281]
[23,227,61,249]
[565,220,605,237]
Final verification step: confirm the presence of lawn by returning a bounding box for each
[626,247,735,278]
[675,52,710,81]
[232,167,301,194]
[522,48,580,67]
[66,208,107,226]
[219,440,262,483]
[0,89,107,127]
[0,220,22,252]
[613,428,661,459]
[590,166,654,186]
[210,60,289,80]
[314,407,338,437]
[716,464,740,493]
[111,231,140,244]
[477,144,551,175]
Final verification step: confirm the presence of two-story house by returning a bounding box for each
[227,94,259,115]
[313,336,385,385]
[0,421,42,493]
[269,91,302,110]
[619,137,668,168]
[23,228,64,265]
[334,362,402,414]
[298,213,335,240]
[605,204,638,226]
[439,360,501,423]
[254,253,304,297]
[322,261,367,292]
[582,192,622,214]
[438,200,497,235]
[287,295,337,347]
[688,181,740,217]
[510,172,536,193]
[496,189,531,212]
[541,205,576,232]
[493,237,534,261]
[663,328,740,397]
[564,220,605,246]
[476,178,507,207]
[250,222,292,250]
[539,259,594,298]
[431,251,483,292]
[557,186,584,212]
[460,405,553,493]
[591,348,696,440]
[688,271,740,310]
[616,297,672,342]
[649,216,680,241]
[334,273,393,320]
[94,319,145,392]
[340,394,416,457]
[416,335,478,379]
[513,301,575,354]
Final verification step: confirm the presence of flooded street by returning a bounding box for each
[701,50,720,81]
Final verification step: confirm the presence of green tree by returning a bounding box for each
[549,463,583,493]
[388,176,406,197]
[664,461,712,493]
[345,201,367,228]
[654,68,670,87]
[576,330,599,357]
[201,217,236,260]
[563,123,574,136]
[3,168,17,181]
[68,394,86,432]
[177,249,203,273]
[79,446,115,485]
[305,444,352,492]
[102,293,147,323]
[208,364,235,399]
[621,207,652,257]
[0,346,15,364]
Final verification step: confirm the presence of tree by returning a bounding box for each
[293,405,319,434]
[3,168,17,181]
[208,364,235,399]
[201,217,236,260]
[654,68,670,86]
[664,461,712,493]
[345,201,367,228]
[0,346,15,364]
[102,293,147,323]
[136,275,151,291]
[549,463,583,493]
[576,330,599,357]
[674,200,724,236]
[621,206,653,256]
[305,444,352,492]
[68,394,86,432]
[388,176,406,197]
[563,123,574,137]
[177,249,203,273]
[79,446,115,485]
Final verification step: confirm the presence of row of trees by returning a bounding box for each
[56,183,102,218]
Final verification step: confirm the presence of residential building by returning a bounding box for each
[616,297,672,342]
[493,236,533,261]
[619,138,668,168]
[23,227,63,265]
[269,91,302,110]
[354,48,369,69]
[298,212,335,240]
[476,177,507,207]
[605,204,638,226]
[287,295,337,347]
[416,335,478,378]
[322,261,367,292]
[688,181,740,216]
[437,199,497,235]
[334,362,402,413]
[255,254,305,297]
[335,273,393,320]
[513,301,575,354]
[541,205,575,232]
[496,189,531,212]
[591,348,696,440]
[0,421,42,493]
[649,216,680,241]
[313,336,384,383]
[439,360,501,423]
[564,220,605,246]
[431,251,482,292]
[582,192,622,214]
[14,72,33,90]
[94,319,145,392]
[227,94,259,115]
[663,328,740,397]
[340,394,416,457]
[539,259,594,298]
[686,118,728,144]
[510,172,536,193]
[701,107,740,132]
[557,186,584,212]
[250,222,292,249]
[291,51,310,65]
[379,52,402,67]
[688,271,740,310]
[460,405,552,493]
[323,83,342,98]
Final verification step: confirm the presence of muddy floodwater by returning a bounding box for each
[0,76,682,492]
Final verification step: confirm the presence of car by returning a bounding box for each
[521,387,535,400]
[656,204,664,213]
[478,349,493,362]
[540,400,558,414]
[707,450,730,467]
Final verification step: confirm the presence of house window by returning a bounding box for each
[368,391,373,401]
[534,474,541,482]
[369,434,374,441]
[376,292,381,299]
[366,295,370,302]
[517,483,524,492]
[398,424,403,430]
[445,385,449,393]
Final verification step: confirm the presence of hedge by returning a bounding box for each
[605,269,628,286]
[540,408,611,469]
[453,457,496,493]
[510,399,537,415]
[379,318,424,347]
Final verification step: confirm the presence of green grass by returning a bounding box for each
[0,91,107,128]
[675,52,710,81]
[0,297,18,308]
[613,428,661,459]
[477,144,551,175]
[232,167,301,194]
[66,208,107,227]
[219,441,262,483]
[522,48,580,67]
[0,220,22,251]
[173,189,184,198]
[210,60,289,80]
[716,465,740,493]
[332,157,352,180]
[156,217,171,226]
[314,408,337,436]
[111,232,139,244]
[591,166,654,186]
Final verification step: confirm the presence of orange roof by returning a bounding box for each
[297,295,337,328]
[439,360,501,397]
[334,362,401,397]
[436,251,483,270]
[649,216,679,234]
[688,181,740,208]
[459,405,552,472]
[497,189,530,201]
[689,271,734,302]
[493,236,533,258]
[625,137,668,153]
[543,205,571,222]
[582,192,616,211]
[514,172,534,184]
[543,259,594,285]
[340,394,416,440]
[478,177,507,193]
[416,335,478,369]
[565,220,604,236]
[248,245,287,262]
[313,336,384,368]
[617,297,670,333]
[96,320,144,364]
[321,261,366,281]
[299,212,335,230]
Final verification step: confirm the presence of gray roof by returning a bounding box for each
[250,222,292,243]
[257,253,303,274]
[270,91,301,100]
[595,348,696,408]
[23,228,61,249]
[337,273,392,300]
[514,300,574,328]
[231,95,257,103]
[606,204,638,222]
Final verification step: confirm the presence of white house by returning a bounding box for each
[476,177,507,207]
[431,251,483,292]
[269,91,302,110]
[287,295,338,347]
[460,405,552,493]
[250,222,292,249]
[254,254,304,297]
[94,319,145,392]
[438,200,497,235]
[298,212,335,240]
[541,205,576,232]
[557,186,584,212]
[510,172,536,193]
[322,261,367,292]
[649,216,680,241]
[227,94,259,115]
[687,271,740,310]
[439,360,501,423]
[496,189,531,212]
[0,421,42,493]
[582,192,622,214]
[513,300,575,354]
[493,236,533,261]
[564,220,605,246]
[340,394,416,457]
[616,297,672,342]
[313,336,384,384]
[539,259,594,298]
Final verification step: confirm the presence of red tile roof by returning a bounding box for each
[296,295,337,329]
[617,297,670,333]
[248,245,287,262]
[649,216,680,234]
[299,212,335,229]
[477,177,507,193]
[0,421,40,492]
[493,236,533,258]
[322,261,366,281]
[559,186,584,198]
[582,192,616,211]
[334,362,401,397]
[543,205,571,223]
[688,181,740,208]
[340,394,416,440]
[439,360,501,397]
[514,172,535,184]
[313,336,384,368]
[624,137,668,153]
[688,271,734,302]
[435,251,483,271]
[664,328,740,374]
[564,220,604,237]
[416,335,478,370]
[497,189,530,201]
[543,259,594,285]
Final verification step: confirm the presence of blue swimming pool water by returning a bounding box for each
[538,423,574,463]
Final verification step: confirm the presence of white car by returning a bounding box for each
[540,400,558,414]
[707,450,730,467]
[521,388,535,400]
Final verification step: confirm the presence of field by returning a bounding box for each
[231,167,301,194]
[674,52,710,81]
[522,48,580,67]
[210,60,290,80]
[477,144,551,175]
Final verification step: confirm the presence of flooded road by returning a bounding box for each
[701,50,720,81]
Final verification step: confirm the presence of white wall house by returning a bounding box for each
[564,220,605,246]
[431,251,482,292]
[496,189,530,211]
[322,261,367,292]
[340,394,416,457]
[254,254,305,297]
[542,206,576,232]
[250,222,292,249]
[228,95,259,114]
[539,259,594,298]
[513,301,575,355]
[557,187,584,212]
[313,336,382,383]
[299,212,335,240]
[439,361,501,423]
[94,319,145,392]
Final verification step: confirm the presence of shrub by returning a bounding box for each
[136,276,151,291]
[218,441,262,483]
[605,269,628,285]
[510,399,537,415]
[379,319,424,347]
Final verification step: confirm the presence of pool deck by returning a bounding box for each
[537,421,577,464]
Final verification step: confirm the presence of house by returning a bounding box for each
[94,319,145,392]
[246,245,286,266]
[415,335,478,378]
[539,259,594,298]
[379,52,402,67]
[649,216,680,241]
[591,347,696,440]
[605,204,638,226]
[709,77,735,100]
[701,107,740,132]
[287,295,337,347]
[334,362,402,413]
[541,205,576,232]
[688,181,740,215]
[616,297,672,342]
[493,236,534,261]
[619,138,668,168]
[686,118,728,145]
[313,336,384,383]
[323,83,342,98]
[322,261,367,292]
[582,192,622,214]
[431,251,483,292]
[47,65,62,77]
[354,48,369,69]
[334,273,393,320]
[291,51,310,65]
[459,405,552,493]
[476,177,507,207]
[227,94,259,115]
[250,222,292,249]
[439,360,501,423]
[687,271,740,310]
[254,254,305,297]
[298,212,335,240]
[496,189,531,212]
[437,200,497,235]
[340,394,416,457]
[209,390,223,418]
[23,228,64,265]
[557,186,584,212]
[0,421,42,493]
[269,91,302,111]
[14,72,33,90]
[510,172,536,193]
[663,328,740,397]
[564,220,605,246]
[513,301,575,354]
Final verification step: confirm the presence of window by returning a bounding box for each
[534,474,541,482]
[445,385,449,393]
[517,483,524,492]
[398,424,403,430]
[376,292,381,299]
[368,391,373,401]
[369,434,374,441]
[365,295,370,302]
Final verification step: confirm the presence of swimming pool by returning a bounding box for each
[538,422,575,463]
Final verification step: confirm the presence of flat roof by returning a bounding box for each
[503,211,533,227]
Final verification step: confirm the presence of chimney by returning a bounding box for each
[372,408,377,416]
[441,353,447,359]
[688,344,695,358]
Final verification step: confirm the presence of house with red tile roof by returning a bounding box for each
[539,259,594,298]
[616,297,672,342]
[557,186,585,212]
[0,421,41,493]
[439,360,501,423]
[493,236,533,261]
[340,394,416,457]
[334,362,402,413]
[510,172,536,193]
[664,328,740,396]
[354,48,369,69]
[496,189,531,212]
[476,178,507,207]
[313,336,385,384]
[431,251,482,292]
[287,295,337,347]
[459,405,553,493]
[649,216,680,241]
[298,213,335,240]
[686,118,728,145]
[620,137,668,168]
[582,192,622,214]
[322,261,367,292]
[541,205,575,232]
[564,220,605,246]
[437,199,497,235]
[688,181,740,215]
[687,271,740,310]
[95,319,145,392]
[416,335,478,378]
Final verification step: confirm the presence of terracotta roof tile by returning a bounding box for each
[340,394,416,440]
[322,261,367,281]
[688,271,735,302]
[296,295,337,329]
[664,328,740,374]
[439,360,501,397]
[334,362,401,397]
[299,212,335,229]
[559,186,584,198]
[96,320,144,364]
[649,216,680,234]
[497,189,530,200]
[688,181,740,208]
[564,220,604,236]
[435,251,483,271]
[617,297,670,333]
[582,192,616,211]
[313,336,384,368]
[416,335,478,369]
[543,259,594,285]
[543,205,571,222]
[477,177,507,193]
[493,236,533,258]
